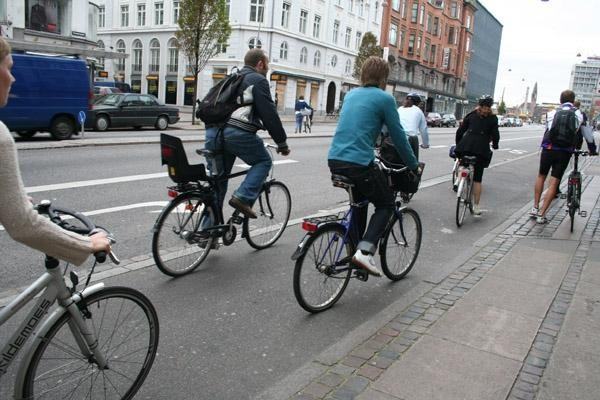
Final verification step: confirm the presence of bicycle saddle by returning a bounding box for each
[331,174,354,189]
[462,155,478,163]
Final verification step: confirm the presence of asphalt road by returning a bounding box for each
[1,125,560,399]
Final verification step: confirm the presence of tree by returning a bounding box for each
[353,32,383,80]
[176,0,231,124]
[498,100,506,115]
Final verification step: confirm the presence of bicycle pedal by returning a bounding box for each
[580,210,588,217]
[231,215,244,225]
[354,269,369,281]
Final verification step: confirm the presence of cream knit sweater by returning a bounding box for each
[0,122,92,265]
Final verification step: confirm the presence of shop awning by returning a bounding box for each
[271,70,325,83]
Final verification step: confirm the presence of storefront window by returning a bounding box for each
[26,0,67,35]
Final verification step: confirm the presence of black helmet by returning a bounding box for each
[406,93,422,105]
[478,95,493,107]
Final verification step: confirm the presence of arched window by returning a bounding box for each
[115,40,126,71]
[149,38,160,73]
[331,54,338,68]
[300,47,308,64]
[132,39,143,72]
[345,59,352,75]
[313,50,321,67]
[280,42,288,60]
[248,37,262,49]
[168,38,179,73]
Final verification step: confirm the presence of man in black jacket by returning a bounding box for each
[205,49,290,219]
[454,95,500,216]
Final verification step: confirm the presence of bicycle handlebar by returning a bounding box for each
[35,200,120,265]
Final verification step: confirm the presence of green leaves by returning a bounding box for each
[353,32,383,80]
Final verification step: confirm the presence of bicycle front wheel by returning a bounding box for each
[380,208,422,280]
[293,224,353,313]
[152,194,215,276]
[244,181,291,250]
[22,287,159,400]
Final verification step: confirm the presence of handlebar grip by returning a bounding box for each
[95,251,107,263]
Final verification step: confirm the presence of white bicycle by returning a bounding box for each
[0,201,159,400]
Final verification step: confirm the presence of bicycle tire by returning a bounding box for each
[22,286,159,400]
[244,181,291,250]
[380,208,422,281]
[451,161,458,191]
[293,224,353,313]
[455,178,469,227]
[467,175,475,215]
[152,194,215,277]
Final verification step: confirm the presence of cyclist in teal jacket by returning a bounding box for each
[328,56,419,277]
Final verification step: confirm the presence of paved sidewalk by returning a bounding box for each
[265,156,600,400]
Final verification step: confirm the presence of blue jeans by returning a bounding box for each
[205,126,272,211]
[295,113,303,131]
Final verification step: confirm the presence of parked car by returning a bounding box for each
[514,117,523,127]
[89,93,180,131]
[94,86,122,96]
[441,114,457,127]
[426,112,442,127]
[0,53,92,140]
[95,81,132,93]
[505,117,515,127]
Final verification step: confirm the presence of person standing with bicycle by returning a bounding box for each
[0,37,110,264]
[328,56,419,277]
[397,93,430,159]
[295,96,312,134]
[454,95,499,216]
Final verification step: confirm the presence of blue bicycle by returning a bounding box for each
[292,160,422,313]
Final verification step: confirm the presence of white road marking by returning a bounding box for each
[430,145,448,149]
[25,172,168,193]
[234,159,299,169]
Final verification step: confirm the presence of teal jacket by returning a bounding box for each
[328,86,418,169]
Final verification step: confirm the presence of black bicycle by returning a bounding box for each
[564,150,588,232]
[152,134,292,277]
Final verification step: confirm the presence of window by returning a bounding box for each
[349,0,354,12]
[411,2,418,23]
[121,5,129,27]
[313,15,321,38]
[155,2,164,25]
[408,33,415,54]
[399,29,405,52]
[401,0,407,18]
[280,42,288,59]
[448,26,454,44]
[137,4,146,26]
[417,35,422,52]
[450,1,457,18]
[250,0,265,23]
[168,39,179,72]
[424,41,430,62]
[300,47,308,64]
[173,1,180,24]
[345,59,352,75]
[331,55,338,68]
[248,37,262,49]
[333,20,340,44]
[392,0,400,10]
[132,40,143,72]
[150,39,160,73]
[433,17,439,35]
[426,13,432,33]
[465,37,471,52]
[466,15,471,29]
[98,6,105,28]
[355,31,362,49]
[419,4,425,25]
[314,50,321,67]
[225,0,230,17]
[358,0,364,16]
[431,44,437,64]
[97,40,105,69]
[116,40,126,71]
[281,2,290,28]
[374,2,379,22]
[389,24,398,46]
[345,27,352,47]
[299,10,307,34]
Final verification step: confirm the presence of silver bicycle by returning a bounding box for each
[0,201,159,400]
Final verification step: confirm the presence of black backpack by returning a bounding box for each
[548,107,579,147]
[195,68,245,125]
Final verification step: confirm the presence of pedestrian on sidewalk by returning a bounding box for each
[531,90,591,224]
[397,93,430,159]
[454,95,500,216]
[294,96,312,134]
[327,56,419,277]
[573,100,598,155]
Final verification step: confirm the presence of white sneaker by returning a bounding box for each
[529,207,539,218]
[473,204,482,216]
[352,250,382,277]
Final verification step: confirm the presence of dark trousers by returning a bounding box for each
[408,135,419,160]
[329,160,395,255]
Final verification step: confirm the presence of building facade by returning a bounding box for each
[380,0,477,117]
[464,0,501,112]
[569,56,600,113]
[97,0,383,112]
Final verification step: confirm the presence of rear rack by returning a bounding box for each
[303,212,346,225]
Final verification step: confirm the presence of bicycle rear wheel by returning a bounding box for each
[293,224,352,313]
[456,177,470,227]
[22,287,159,400]
[380,208,422,281]
[152,194,215,276]
[244,181,291,250]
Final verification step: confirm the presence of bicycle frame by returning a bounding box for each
[456,164,474,198]
[0,261,106,398]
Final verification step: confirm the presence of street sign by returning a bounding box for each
[78,111,86,139]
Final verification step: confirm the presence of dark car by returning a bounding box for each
[441,114,457,127]
[89,93,180,131]
[426,112,442,127]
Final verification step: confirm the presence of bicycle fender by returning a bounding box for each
[13,283,105,398]
[291,233,310,261]
[456,178,465,198]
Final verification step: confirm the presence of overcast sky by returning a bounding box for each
[480,0,599,106]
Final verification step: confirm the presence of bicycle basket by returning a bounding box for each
[160,134,208,184]
[386,162,425,194]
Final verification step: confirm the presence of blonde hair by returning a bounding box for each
[0,37,10,63]
[360,56,389,88]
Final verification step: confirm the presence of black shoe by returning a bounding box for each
[229,196,257,219]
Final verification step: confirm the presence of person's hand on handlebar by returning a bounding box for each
[277,144,291,156]
[90,231,111,254]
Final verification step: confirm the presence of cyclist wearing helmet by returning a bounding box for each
[454,95,500,216]
[397,93,429,159]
